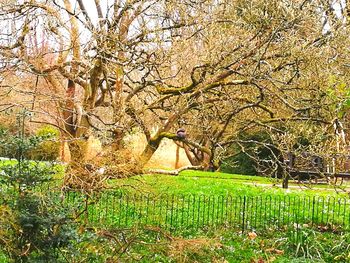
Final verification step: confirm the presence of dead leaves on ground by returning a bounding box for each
[168,237,222,262]
[248,232,257,240]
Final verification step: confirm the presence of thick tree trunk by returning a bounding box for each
[139,140,161,167]
[62,80,77,137]
[139,131,171,167]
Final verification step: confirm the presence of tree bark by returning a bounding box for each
[139,137,162,167]
[175,144,180,169]
[282,174,289,189]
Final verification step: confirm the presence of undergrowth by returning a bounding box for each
[59,226,350,263]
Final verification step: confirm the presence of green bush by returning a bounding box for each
[27,125,60,161]
[0,117,80,262]
[0,125,60,161]
[36,125,60,138]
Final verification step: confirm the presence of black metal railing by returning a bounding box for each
[64,191,350,233]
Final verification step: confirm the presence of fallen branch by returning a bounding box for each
[145,165,203,175]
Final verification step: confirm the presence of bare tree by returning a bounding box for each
[1,0,350,176]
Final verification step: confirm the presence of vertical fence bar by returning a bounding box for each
[238,197,243,228]
[225,195,229,225]
[279,195,283,228]
[332,197,336,226]
[241,196,246,233]
[214,196,220,225]
[111,192,116,227]
[212,195,216,227]
[316,196,321,226]
[206,196,211,226]
[341,198,346,228]
[180,194,185,229]
[196,195,202,230]
[246,197,250,231]
[160,194,164,227]
[319,196,324,226]
[192,195,196,228]
[325,196,330,227]
[151,195,156,227]
[125,194,129,227]
[295,196,299,230]
[272,196,276,227]
[337,198,342,227]
[165,194,170,230]
[186,195,191,228]
[288,196,292,227]
[202,195,206,226]
[145,194,150,225]
[311,196,316,227]
[267,196,271,228]
[104,192,108,226]
[258,196,263,229]
[118,193,123,227]
[175,195,180,230]
[308,196,313,225]
[220,195,225,226]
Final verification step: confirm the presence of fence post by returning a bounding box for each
[311,196,316,227]
[242,196,246,234]
[85,193,89,225]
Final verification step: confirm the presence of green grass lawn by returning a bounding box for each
[108,170,348,198]
[180,170,272,182]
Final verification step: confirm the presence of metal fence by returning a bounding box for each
[64,191,350,232]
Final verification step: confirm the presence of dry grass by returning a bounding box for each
[167,237,223,263]
[63,162,109,192]
[64,146,143,191]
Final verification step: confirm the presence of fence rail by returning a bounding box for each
[63,191,350,232]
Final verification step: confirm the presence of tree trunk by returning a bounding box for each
[282,174,289,189]
[62,80,77,137]
[175,145,180,169]
[139,137,162,167]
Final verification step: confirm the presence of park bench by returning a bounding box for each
[284,152,350,187]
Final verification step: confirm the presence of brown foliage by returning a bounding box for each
[63,146,142,191]
[98,147,143,179]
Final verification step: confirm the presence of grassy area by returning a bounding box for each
[108,173,276,196]
[180,170,273,183]
[108,170,348,198]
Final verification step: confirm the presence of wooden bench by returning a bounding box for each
[283,152,350,187]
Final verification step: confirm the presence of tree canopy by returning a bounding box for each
[1,0,350,175]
